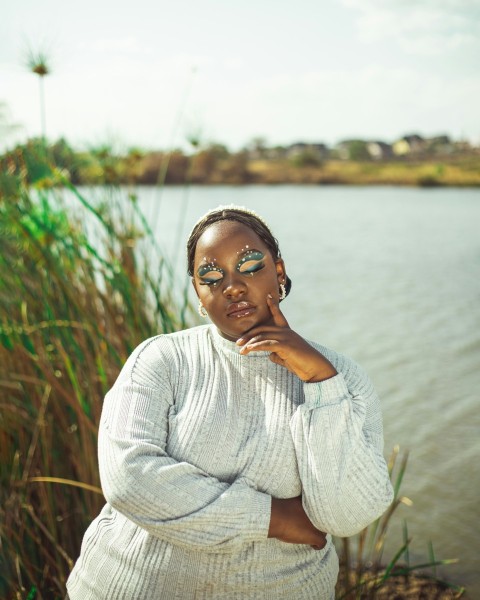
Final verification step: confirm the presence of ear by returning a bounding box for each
[275,259,286,283]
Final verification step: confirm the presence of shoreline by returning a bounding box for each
[2,139,479,189]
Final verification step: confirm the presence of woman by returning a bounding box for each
[66,205,393,599]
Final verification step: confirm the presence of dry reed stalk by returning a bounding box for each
[1,164,190,597]
[335,446,464,599]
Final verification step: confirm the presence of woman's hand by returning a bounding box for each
[236,295,337,383]
[268,496,327,549]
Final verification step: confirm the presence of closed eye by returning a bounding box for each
[238,260,265,274]
[237,250,266,274]
[198,270,223,286]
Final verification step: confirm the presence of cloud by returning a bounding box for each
[342,0,480,55]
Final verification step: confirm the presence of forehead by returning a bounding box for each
[194,221,267,263]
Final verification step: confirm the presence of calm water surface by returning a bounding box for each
[85,185,480,595]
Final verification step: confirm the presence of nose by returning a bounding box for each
[222,272,247,299]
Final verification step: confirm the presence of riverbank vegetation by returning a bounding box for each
[0,171,192,598]
[0,169,466,598]
[2,135,480,189]
[335,446,465,599]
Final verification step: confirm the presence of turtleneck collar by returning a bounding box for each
[209,324,270,357]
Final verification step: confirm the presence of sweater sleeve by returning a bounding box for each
[98,336,271,551]
[289,348,393,538]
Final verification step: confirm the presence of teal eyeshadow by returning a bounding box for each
[197,264,224,278]
[236,250,265,272]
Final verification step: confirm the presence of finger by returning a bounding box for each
[267,294,289,328]
[236,325,288,346]
[239,339,280,355]
[269,353,286,367]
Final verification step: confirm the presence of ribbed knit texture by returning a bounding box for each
[67,324,393,599]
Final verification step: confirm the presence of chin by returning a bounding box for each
[213,325,238,341]
[222,312,272,340]
[213,318,251,341]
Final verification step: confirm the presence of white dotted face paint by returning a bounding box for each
[236,250,265,274]
[197,262,224,286]
[197,249,266,287]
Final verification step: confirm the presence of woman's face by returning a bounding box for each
[192,220,286,341]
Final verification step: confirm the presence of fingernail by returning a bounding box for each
[236,338,244,345]
[267,294,273,299]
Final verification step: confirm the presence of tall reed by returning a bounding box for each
[0,166,190,598]
[334,446,465,599]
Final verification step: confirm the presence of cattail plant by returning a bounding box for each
[25,47,51,145]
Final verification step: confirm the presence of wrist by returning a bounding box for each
[305,368,338,383]
[301,352,337,383]
[268,497,287,539]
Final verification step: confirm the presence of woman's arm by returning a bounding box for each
[98,336,271,551]
[290,351,394,537]
[237,296,393,538]
[268,496,327,549]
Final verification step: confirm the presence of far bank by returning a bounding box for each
[2,138,480,190]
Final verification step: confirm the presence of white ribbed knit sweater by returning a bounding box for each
[67,324,393,599]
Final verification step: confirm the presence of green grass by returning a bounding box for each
[0,167,192,598]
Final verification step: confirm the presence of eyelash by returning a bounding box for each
[199,279,221,287]
[240,262,265,275]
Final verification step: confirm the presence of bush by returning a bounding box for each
[291,149,323,168]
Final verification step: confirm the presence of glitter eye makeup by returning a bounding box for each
[198,263,224,285]
[237,250,265,274]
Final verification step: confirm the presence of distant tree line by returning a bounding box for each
[1,134,478,190]
[0,138,253,187]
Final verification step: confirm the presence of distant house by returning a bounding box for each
[425,135,453,155]
[264,146,287,160]
[334,139,370,161]
[335,140,354,160]
[452,140,474,154]
[392,134,425,156]
[428,135,450,146]
[285,142,329,160]
[366,141,393,160]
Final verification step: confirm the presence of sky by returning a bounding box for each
[1,0,479,152]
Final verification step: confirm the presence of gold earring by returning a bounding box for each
[279,282,286,300]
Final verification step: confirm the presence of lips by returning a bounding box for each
[226,301,256,318]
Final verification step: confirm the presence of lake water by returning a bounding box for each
[84,184,480,595]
